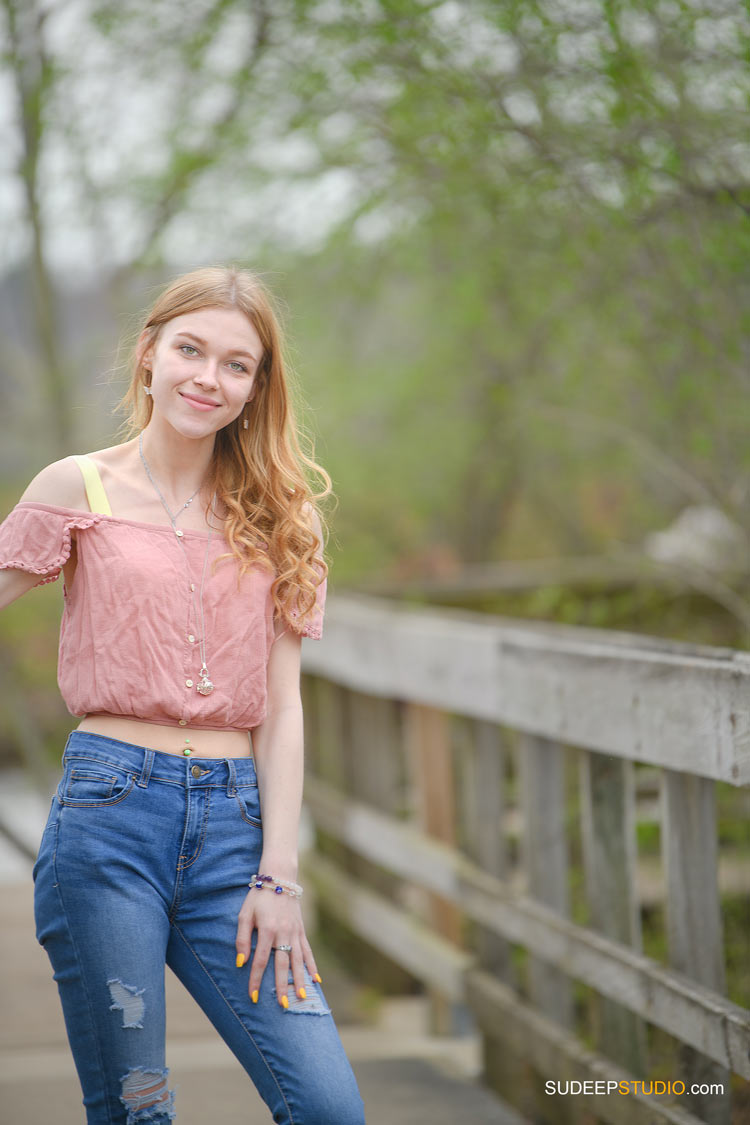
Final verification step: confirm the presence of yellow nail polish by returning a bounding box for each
[298,987,307,1000]
[313,973,322,984]
[252,990,259,1004]
[236,953,245,968]
[281,995,289,1009]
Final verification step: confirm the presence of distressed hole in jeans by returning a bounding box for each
[108,978,146,1029]
[274,964,331,1015]
[119,1067,175,1123]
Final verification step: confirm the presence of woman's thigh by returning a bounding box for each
[33,748,176,1123]
[167,782,365,1124]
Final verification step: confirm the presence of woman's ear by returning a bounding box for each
[136,329,154,372]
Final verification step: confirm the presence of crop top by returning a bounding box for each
[0,462,326,732]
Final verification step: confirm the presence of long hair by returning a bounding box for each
[117,266,332,634]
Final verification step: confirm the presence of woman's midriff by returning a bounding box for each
[76,714,253,758]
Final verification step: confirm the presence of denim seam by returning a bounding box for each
[58,775,136,808]
[167,863,184,925]
[69,769,117,799]
[171,923,296,1125]
[63,753,134,771]
[54,809,115,1124]
[235,792,263,828]
[177,789,211,871]
[62,755,257,791]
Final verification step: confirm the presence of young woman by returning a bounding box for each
[0,267,365,1125]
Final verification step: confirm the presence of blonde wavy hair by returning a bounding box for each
[117,266,332,634]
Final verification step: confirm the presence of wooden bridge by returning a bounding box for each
[299,592,750,1125]
[3,589,750,1123]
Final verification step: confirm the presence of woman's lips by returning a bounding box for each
[180,392,221,411]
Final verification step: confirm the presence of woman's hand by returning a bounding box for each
[235,887,320,1007]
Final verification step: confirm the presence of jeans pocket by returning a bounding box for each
[235,786,262,827]
[59,763,135,807]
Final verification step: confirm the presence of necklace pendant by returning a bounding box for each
[175,529,184,538]
[197,664,214,695]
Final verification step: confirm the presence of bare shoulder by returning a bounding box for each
[19,456,88,509]
[299,501,326,553]
[301,500,324,542]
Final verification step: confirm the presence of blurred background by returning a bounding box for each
[3,4,750,1119]
[3,0,750,755]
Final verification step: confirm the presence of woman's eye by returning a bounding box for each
[228,361,247,373]
[179,344,199,356]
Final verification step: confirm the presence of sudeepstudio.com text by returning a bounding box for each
[545,1080,724,1097]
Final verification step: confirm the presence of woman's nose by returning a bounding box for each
[194,361,219,386]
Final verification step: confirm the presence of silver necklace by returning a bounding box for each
[138,432,215,698]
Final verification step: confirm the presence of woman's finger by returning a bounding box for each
[289,942,307,1000]
[301,934,322,986]
[273,944,292,1009]
[235,895,255,966]
[248,931,273,1004]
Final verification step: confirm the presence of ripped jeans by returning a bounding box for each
[33,731,365,1125]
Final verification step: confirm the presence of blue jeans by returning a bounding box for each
[33,731,365,1125]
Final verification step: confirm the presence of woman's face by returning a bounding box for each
[142,306,264,437]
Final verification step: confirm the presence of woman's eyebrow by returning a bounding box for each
[174,331,260,362]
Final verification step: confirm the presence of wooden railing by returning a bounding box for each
[298,593,750,1125]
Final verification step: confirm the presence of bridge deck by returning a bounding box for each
[0,775,521,1124]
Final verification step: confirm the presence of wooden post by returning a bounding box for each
[308,677,348,792]
[661,769,731,1124]
[518,731,573,1027]
[335,689,414,993]
[519,731,576,1125]
[346,690,403,821]
[579,751,647,1075]
[460,717,527,1106]
[404,701,466,1034]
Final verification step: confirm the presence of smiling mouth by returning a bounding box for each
[180,392,221,411]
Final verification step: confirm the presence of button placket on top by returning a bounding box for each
[180,545,197,720]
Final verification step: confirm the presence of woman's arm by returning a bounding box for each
[0,568,46,611]
[254,635,304,882]
[235,626,321,1007]
[0,457,87,611]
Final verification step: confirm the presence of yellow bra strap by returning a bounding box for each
[73,455,113,516]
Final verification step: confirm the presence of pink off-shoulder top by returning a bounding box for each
[0,497,326,732]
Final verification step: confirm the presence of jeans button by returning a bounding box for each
[191,765,202,778]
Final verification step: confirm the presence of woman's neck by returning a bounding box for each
[138,421,216,506]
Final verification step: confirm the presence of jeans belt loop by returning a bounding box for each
[225,758,237,797]
[137,749,154,789]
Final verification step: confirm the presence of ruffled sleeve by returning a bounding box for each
[290,569,327,639]
[0,503,102,587]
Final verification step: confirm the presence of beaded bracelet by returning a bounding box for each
[249,873,304,899]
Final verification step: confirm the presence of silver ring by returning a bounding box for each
[273,944,292,953]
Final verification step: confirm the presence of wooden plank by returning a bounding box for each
[579,752,646,1075]
[301,594,750,784]
[519,732,573,1029]
[661,770,730,1124]
[461,719,513,976]
[403,702,465,1033]
[307,678,348,791]
[466,969,710,1125]
[303,777,750,1077]
[310,848,710,1125]
[309,854,470,999]
[460,718,521,1103]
